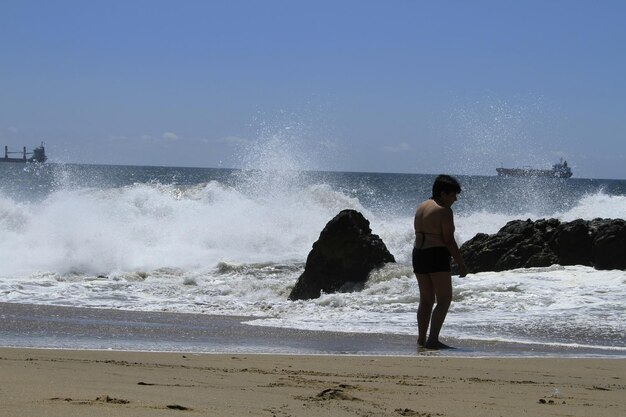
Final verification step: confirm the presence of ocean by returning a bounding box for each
[1,161,625,356]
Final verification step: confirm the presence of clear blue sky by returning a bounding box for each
[2,0,625,179]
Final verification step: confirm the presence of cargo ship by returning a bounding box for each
[1,143,47,163]
[496,159,572,178]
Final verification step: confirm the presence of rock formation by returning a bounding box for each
[460,218,626,272]
[289,209,395,301]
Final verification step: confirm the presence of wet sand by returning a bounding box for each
[0,302,415,355]
[1,302,620,357]
[1,347,625,417]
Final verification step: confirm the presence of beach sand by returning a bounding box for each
[1,348,625,417]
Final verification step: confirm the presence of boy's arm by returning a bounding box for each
[441,208,467,277]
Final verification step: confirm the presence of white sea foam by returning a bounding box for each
[0,180,366,277]
[555,192,626,221]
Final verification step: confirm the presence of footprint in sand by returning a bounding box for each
[49,395,130,405]
[316,388,361,401]
[395,408,434,417]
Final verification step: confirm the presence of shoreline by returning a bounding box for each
[2,347,625,417]
[1,302,623,358]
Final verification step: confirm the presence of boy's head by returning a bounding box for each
[431,174,462,199]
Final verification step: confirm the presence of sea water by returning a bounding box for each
[1,161,625,355]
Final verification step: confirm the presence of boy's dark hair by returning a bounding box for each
[432,174,462,198]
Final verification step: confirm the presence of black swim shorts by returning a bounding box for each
[412,246,451,274]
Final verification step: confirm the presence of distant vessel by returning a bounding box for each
[2,143,47,163]
[496,159,572,178]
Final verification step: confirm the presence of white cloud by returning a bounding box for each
[382,142,412,153]
[162,132,180,141]
[216,136,251,146]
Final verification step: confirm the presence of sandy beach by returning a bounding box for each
[1,303,625,416]
[0,348,624,417]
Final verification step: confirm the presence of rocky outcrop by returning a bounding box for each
[289,209,395,300]
[460,218,626,272]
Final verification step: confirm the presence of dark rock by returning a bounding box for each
[460,218,626,272]
[550,219,593,266]
[289,209,395,300]
[590,218,626,270]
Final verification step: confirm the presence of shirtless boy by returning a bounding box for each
[413,174,467,350]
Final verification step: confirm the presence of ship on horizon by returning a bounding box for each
[496,158,572,178]
[1,143,47,163]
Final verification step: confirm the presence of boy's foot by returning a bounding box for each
[423,340,455,350]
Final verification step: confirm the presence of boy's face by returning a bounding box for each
[440,191,458,208]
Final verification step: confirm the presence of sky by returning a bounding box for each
[1,0,625,179]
